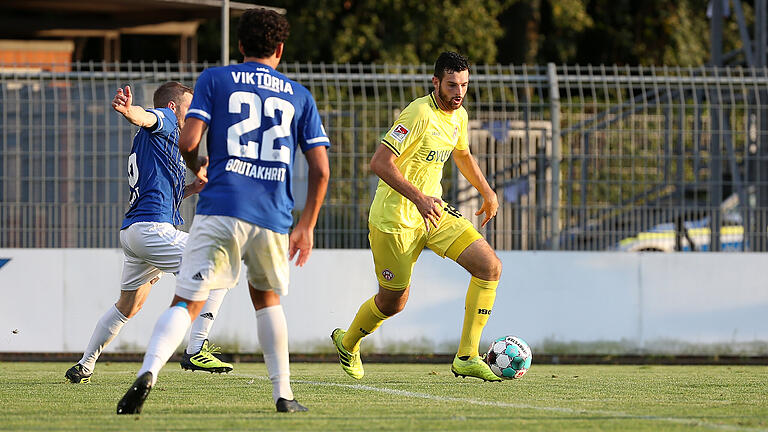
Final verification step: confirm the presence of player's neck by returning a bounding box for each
[242,56,280,69]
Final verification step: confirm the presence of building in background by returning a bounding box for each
[0,0,282,68]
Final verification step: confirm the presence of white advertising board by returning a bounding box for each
[1,249,766,354]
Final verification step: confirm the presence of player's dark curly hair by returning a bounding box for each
[238,8,290,59]
[153,81,192,108]
[434,51,470,79]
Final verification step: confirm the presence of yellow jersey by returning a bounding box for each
[369,92,469,232]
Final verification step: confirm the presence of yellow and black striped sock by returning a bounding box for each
[342,295,389,353]
[457,277,498,359]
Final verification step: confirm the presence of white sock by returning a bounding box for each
[255,304,293,402]
[186,289,227,355]
[138,305,191,385]
[78,305,128,373]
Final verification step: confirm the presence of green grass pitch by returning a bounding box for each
[1,362,767,431]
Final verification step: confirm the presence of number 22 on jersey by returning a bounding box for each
[227,91,294,164]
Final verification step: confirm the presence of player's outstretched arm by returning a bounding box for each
[111,85,157,128]
[452,148,498,227]
[179,118,209,184]
[370,143,443,230]
[289,146,330,267]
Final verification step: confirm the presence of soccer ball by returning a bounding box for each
[484,335,532,379]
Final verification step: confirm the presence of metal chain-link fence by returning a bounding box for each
[2,62,768,251]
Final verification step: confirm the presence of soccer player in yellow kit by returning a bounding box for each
[332,52,502,382]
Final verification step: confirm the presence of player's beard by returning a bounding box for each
[437,84,463,111]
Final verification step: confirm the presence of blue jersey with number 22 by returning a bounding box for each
[186,62,329,234]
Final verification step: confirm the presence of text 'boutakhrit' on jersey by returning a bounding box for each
[231,70,294,95]
[225,159,287,182]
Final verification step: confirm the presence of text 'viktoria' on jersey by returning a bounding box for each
[122,107,186,229]
[186,62,330,234]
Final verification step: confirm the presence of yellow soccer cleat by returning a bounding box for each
[180,339,233,373]
[330,328,364,380]
[451,355,502,382]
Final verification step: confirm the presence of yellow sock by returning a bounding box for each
[342,295,389,352]
[457,277,498,358]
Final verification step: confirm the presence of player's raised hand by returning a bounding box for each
[288,224,314,267]
[415,194,443,231]
[111,85,133,115]
[475,192,499,227]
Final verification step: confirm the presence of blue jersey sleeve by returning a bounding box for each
[298,96,330,153]
[187,69,214,124]
[144,107,177,136]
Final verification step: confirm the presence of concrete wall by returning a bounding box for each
[1,249,766,354]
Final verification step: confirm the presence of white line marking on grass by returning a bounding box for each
[230,373,764,431]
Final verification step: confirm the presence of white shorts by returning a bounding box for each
[119,222,188,290]
[175,215,290,301]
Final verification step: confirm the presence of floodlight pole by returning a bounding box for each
[222,0,229,65]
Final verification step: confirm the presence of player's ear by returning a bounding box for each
[238,41,245,57]
[274,42,284,60]
[432,75,440,91]
[167,100,177,112]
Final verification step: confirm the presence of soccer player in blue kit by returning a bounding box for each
[65,82,233,385]
[117,9,330,414]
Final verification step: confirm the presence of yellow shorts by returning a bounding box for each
[369,204,482,290]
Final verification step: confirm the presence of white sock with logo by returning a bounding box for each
[255,305,293,402]
[78,305,129,373]
[186,288,227,355]
[138,305,191,385]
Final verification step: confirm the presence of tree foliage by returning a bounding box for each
[274,0,508,64]
[199,0,754,66]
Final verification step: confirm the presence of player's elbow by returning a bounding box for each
[310,161,330,183]
[178,118,205,153]
[178,136,195,154]
[305,147,330,184]
[370,155,386,178]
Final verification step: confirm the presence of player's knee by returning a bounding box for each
[378,299,405,317]
[249,285,280,310]
[376,287,408,316]
[483,255,502,281]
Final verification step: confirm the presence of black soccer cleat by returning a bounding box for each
[275,398,309,413]
[65,364,92,384]
[116,371,153,415]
